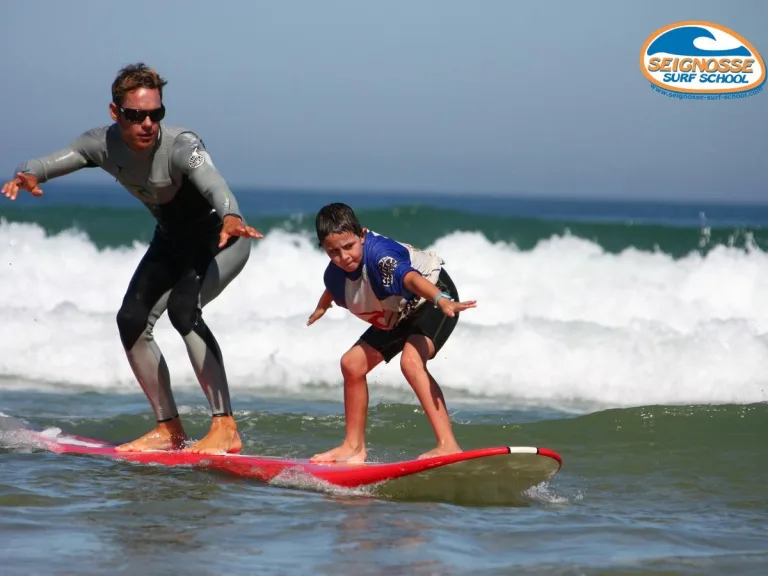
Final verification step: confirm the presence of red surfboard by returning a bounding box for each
[2,415,563,504]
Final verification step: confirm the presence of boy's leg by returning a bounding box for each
[401,267,462,457]
[312,268,462,462]
[310,340,384,463]
[401,335,462,459]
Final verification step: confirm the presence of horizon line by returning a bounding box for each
[28,181,768,207]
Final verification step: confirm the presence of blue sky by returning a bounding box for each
[1,0,766,201]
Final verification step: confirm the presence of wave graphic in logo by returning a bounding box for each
[640,21,765,99]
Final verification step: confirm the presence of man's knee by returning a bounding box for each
[116,300,150,350]
[167,288,199,336]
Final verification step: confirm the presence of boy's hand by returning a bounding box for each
[438,297,477,318]
[307,305,330,326]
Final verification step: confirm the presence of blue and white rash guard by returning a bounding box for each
[323,230,444,330]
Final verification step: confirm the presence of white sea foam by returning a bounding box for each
[1,220,767,410]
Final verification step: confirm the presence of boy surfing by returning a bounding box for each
[307,203,477,462]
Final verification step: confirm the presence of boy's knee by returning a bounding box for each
[340,350,368,380]
[400,347,426,379]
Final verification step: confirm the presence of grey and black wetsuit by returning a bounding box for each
[17,124,251,421]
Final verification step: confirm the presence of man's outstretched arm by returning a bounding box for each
[15,127,105,183]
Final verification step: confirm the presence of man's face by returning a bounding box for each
[109,88,164,151]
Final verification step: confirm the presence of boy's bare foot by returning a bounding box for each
[417,443,462,460]
[184,415,242,455]
[114,418,187,452]
[310,442,367,463]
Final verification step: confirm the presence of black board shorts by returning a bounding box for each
[359,268,460,363]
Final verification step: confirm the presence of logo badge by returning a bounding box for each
[189,146,205,169]
[640,21,765,100]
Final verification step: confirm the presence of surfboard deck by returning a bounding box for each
[1,415,563,505]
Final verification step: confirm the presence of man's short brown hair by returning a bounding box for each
[111,63,168,105]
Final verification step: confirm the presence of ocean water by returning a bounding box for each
[1,183,767,575]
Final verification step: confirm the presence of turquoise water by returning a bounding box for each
[2,392,766,575]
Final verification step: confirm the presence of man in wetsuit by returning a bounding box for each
[1,63,261,455]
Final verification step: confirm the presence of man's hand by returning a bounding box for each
[219,215,264,248]
[2,172,43,200]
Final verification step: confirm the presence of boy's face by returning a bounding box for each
[321,231,365,272]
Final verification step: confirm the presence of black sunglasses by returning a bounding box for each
[117,104,166,124]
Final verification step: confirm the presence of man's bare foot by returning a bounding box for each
[184,415,242,455]
[310,442,367,463]
[114,419,187,452]
[417,443,462,460]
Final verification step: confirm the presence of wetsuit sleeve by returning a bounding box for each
[170,131,243,221]
[367,236,421,298]
[15,128,103,183]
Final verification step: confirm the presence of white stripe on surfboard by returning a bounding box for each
[507,447,538,454]
[37,428,106,448]
[58,438,106,448]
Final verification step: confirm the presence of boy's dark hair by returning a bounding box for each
[112,62,168,106]
[315,203,363,246]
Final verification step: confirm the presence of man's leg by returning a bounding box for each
[114,240,186,452]
[166,236,250,454]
